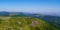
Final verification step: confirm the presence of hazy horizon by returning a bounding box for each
[0,0,60,16]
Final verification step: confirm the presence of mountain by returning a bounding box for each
[0,17,58,30]
[0,11,60,28]
[31,14,60,27]
[0,11,9,16]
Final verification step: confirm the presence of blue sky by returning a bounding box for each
[0,0,60,15]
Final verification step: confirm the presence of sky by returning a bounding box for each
[0,0,60,16]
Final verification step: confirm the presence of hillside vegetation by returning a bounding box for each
[0,17,59,30]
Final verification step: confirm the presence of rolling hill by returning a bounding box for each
[0,17,59,30]
[0,11,60,30]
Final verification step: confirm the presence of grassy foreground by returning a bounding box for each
[0,17,59,30]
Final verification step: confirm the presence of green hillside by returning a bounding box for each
[0,17,59,30]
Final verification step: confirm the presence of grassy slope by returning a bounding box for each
[0,17,58,30]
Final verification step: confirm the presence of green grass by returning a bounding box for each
[0,17,59,30]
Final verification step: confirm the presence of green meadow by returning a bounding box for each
[0,16,59,30]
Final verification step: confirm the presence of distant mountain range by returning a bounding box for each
[0,11,60,27]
